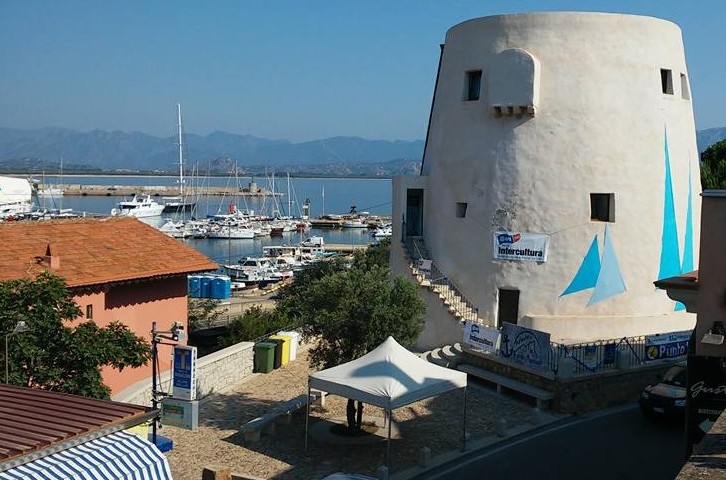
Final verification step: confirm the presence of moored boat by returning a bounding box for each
[110,194,164,218]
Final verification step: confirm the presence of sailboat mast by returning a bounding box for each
[177,104,184,197]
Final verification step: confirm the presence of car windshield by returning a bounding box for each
[662,365,686,387]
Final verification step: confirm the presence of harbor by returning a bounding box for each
[53,183,281,198]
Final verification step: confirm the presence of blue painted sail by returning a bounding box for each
[681,161,694,274]
[658,129,681,281]
[674,160,695,312]
[561,236,600,297]
[588,224,627,306]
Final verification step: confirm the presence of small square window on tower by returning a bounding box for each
[680,73,690,100]
[590,193,615,222]
[456,202,468,218]
[465,70,482,101]
[660,68,674,95]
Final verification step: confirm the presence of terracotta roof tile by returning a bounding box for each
[0,217,217,287]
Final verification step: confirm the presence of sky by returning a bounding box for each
[1,1,724,142]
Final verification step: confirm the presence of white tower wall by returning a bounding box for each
[395,12,701,343]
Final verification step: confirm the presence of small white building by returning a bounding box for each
[0,175,33,218]
[392,12,701,348]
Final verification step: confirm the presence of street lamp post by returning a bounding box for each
[150,321,185,445]
[4,320,29,384]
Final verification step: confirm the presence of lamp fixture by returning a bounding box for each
[701,321,726,346]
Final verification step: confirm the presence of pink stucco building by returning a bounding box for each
[0,217,217,395]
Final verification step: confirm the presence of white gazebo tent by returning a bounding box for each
[306,336,468,467]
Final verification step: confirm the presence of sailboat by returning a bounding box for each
[37,158,65,201]
[162,104,196,213]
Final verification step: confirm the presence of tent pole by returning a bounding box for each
[305,384,311,454]
[462,386,467,452]
[387,409,392,470]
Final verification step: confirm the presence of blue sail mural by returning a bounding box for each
[658,129,682,281]
[561,225,627,305]
[656,130,694,311]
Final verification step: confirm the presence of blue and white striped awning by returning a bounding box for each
[0,430,172,480]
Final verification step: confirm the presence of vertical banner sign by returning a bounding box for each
[463,322,501,354]
[686,356,726,454]
[493,232,550,262]
[499,323,551,371]
[644,332,690,362]
[173,345,197,401]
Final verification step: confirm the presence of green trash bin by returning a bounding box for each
[268,338,284,369]
[254,342,276,373]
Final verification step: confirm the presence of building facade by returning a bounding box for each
[392,12,701,348]
[0,217,217,395]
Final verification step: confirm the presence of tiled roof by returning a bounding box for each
[653,270,699,291]
[0,384,155,466]
[0,217,217,287]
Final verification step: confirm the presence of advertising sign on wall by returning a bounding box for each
[499,323,551,371]
[463,322,500,354]
[686,356,726,454]
[644,331,690,362]
[493,232,550,262]
[173,345,197,401]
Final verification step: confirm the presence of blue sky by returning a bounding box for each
[1,1,723,141]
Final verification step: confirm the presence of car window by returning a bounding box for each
[663,366,686,386]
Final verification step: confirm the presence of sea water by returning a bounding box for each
[35,175,393,264]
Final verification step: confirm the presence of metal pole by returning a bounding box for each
[462,386,467,452]
[4,334,9,384]
[387,409,392,470]
[151,321,158,445]
[305,384,310,454]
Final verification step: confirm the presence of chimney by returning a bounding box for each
[43,243,60,270]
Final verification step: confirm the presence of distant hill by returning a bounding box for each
[0,127,424,176]
[1,126,724,176]
[697,128,726,153]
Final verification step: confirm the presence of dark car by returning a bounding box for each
[638,362,687,418]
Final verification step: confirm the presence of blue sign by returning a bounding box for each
[644,332,690,362]
[173,345,197,400]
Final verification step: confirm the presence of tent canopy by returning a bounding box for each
[308,336,467,411]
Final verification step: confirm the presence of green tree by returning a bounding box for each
[701,140,726,189]
[0,272,151,398]
[276,240,425,370]
[188,298,227,332]
[220,305,291,347]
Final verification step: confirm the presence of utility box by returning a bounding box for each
[161,397,199,430]
[254,342,276,373]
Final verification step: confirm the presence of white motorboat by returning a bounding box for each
[207,224,256,239]
[341,219,368,228]
[222,257,287,286]
[372,224,392,238]
[110,194,164,218]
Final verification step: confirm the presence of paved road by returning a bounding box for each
[416,404,686,480]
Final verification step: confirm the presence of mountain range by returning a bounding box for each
[0,127,425,177]
[0,126,724,177]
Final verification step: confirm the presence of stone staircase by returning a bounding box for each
[404,236,483,325]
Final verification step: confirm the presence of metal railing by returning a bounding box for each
[549,334,651,375]
[404,236,482,324]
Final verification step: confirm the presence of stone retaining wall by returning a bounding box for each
[113,341,255,406]
[462,349,675,414]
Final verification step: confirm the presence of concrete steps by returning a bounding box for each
[421,343,464,369]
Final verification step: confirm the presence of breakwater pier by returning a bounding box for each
[57,184,280,197]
